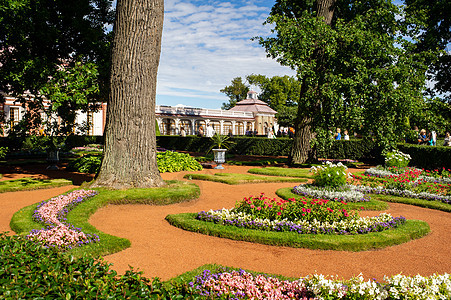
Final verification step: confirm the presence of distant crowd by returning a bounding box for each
[416,127,451,146]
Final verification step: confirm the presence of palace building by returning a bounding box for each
[157,91,278,136]
[1,91,277,136]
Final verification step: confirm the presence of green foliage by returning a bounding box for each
[0,233,196,299]
[68,151,203,174]
[0,147,8,160]
[68,155,102,174]
[0,0,113,102]
[220,77,250,110]
[384,150,411,168]
[157,151,203,173]
[166,213,430,251]
[398,144,451,169]
[310,162,348,188]
[246,74,300,117]
[258,0,434,161]
[208,133,235,151]
[156,136,293,156]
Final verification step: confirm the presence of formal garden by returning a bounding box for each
[1,139,450,299]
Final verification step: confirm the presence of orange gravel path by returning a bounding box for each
[1,164,450,282]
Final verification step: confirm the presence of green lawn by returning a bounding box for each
[183,173,307,185]
[0,177,72,193]
[248,166,313,178]
[165,213,430,252]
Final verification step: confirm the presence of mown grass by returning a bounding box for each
[275,187,390,211]
[183,173,307,185]
[248,167,313,178]
[165,213,430,252]
[10,180,200,257]
[0,177,72,193]
[372,194,451,212]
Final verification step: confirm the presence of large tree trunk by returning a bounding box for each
[92,0,165,189]
[289,0,336,165]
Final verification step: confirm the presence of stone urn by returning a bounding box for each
[212,148,227,169]
[46,150,60,170]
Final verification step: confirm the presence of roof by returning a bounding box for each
[228,98,277,114]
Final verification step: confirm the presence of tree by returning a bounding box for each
[220,77,250,110]
[92,0,165,189]
[0,0,113,100]
[258,0,430,164]
[247,74,300,126]
[404,0,451,101]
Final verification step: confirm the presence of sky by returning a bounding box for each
[156,0,296,109]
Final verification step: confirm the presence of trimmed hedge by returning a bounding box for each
[156,136,379,160]
[398,144,451,169]
[156,136,293,156]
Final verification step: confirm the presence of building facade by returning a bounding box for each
[1,91,277,137]
[156,91,278,136]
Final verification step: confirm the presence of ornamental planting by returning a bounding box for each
[27,189,99,249]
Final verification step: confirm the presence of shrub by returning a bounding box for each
[310,161,348,188]
[398,143,451,169]
[384,149,411,168]
[68,154,102,174]
[157,151,203,173]
[0,147,7,160]
[0,232,194,298]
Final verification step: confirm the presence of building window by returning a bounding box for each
[236,122,244,135]
[162,118,176,135]
[210,121,220,135]
[223,121,232,136]
[9,107,20,130]
[180,120,192,135]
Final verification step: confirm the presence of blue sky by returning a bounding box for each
[156,0,296,109]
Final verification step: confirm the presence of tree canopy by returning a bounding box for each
[220,77,249,110]
[257,0,433,163]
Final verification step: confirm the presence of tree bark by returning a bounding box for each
[288,0,336,165]
[92,0,165,189]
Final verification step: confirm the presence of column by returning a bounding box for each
[190,118,196,135]
[174,118,180,135]
[231,120,236,135]
[220,120,224,135]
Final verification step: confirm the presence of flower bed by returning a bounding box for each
[364,166,451,184]
[190,269,451,299]
[293,184,370,202]
[196,194,405,235]
[358,167,451,204]
[27,190,99,249]
[197,209,405,235]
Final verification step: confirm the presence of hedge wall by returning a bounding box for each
[156,136,378,160]
[156,136,293,156]
[398,144,451,170]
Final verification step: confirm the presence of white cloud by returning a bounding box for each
[157,0,295,108]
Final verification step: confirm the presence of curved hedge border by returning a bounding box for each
[275,187,389,211]
[10,180,200,257]
[372,194,451,213]
[165,213,430,252]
